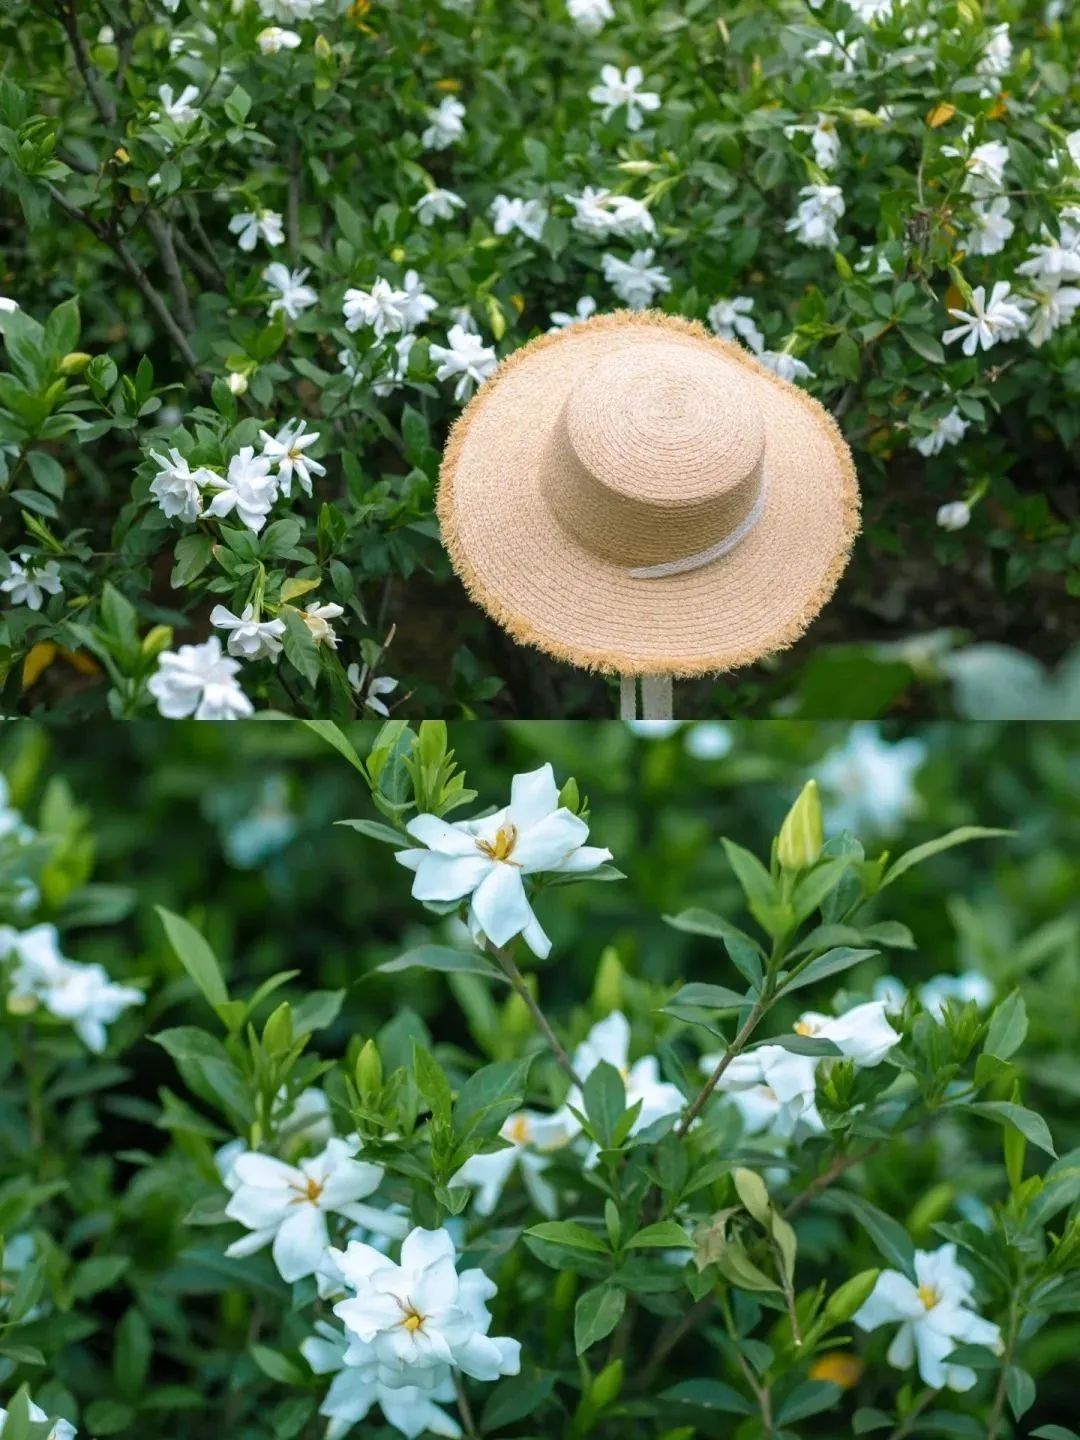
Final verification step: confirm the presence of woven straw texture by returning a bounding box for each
[438,311,860,678]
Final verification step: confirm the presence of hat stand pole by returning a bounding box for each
[618,674,674,721]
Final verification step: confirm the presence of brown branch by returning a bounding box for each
[56,0,117,128]
[782,1143,881,1220]
[144,209,196,332]
[676,999,766,1137]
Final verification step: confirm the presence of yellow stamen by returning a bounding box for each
[794,1020,816,1037]
[402,1311,424,1332]
[917,1284,940,1311]
[477,823,518,863]
[507,1115,530,1145]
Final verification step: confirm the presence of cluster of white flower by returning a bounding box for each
[0,551,63,612]
[815,725,926,835]
[395,763,612,958]
[456,1009,685,1213]
[707,293,814,385]
[148,418,324,531]
[705,999,901,1140]
[215,1088,519,1435]
[0,922,143,1054]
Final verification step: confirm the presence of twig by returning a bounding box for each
[56,0,117,128]
[782,1143,880,1219]
[637,1293,714,1391]
[986,1299,1020,1440]
[453,1375,479,1440]
[676,998,766,1136]
[885,1386,934,1440]
[144,210,196,332]
[491,941,582,1087]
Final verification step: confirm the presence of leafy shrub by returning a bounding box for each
[2,718,1080,1435]
[1,1,1079,717]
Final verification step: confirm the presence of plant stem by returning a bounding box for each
[491,942,582,1087]
[885,1387,934,1440]
[986,1298,1020,1440]
[454,1376,479,1440]
[783,1143,881,1219]
[637,1293,714,1391]
[676,997,766,1136]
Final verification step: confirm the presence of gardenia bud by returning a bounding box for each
[59,352,93,375]
[227,371,248,395]
[141,624,174,659]
[777,779,824,871]
[936,500,971,531]
[314,33,332,58]
[355,1037,383,1098]
[821,1268,880,1328]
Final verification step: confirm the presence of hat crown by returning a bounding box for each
[544,340,767,570]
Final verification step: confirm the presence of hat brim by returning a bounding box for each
[438,311,860,678]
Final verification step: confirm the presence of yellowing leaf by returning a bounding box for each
[22,642,58,689]
[280,577,323,604]
[927,102,956,128]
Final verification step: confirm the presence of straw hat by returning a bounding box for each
[438,311,859,677]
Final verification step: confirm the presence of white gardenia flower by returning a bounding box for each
[227,371,248,395]
[343,277,410,338]
[371,334,418,397]
[792,1000,901,1068]
[855,1243,1002,1390]
[453,1109,570,1216]
[259,418,326,497]
[784,114,840,170]
[0,1399,76,1440]
[936,500,972,531]
[414,188,466,226]
[919,971,994,1016]
[229,208,285,252]
[965,197,1014,257]
[302,1320,462,1440]
[331,1226,521,1389]
[301,600,345,647]
[1,923,143,1054]
[707,295,765,353]
[816,724,926,834]
[205,447,277,532]
[1,552,62,611]
[225,1137,402,1283]
[429,324,498,403]
[568,0,614,33]
[708,1045,824,1139]
[589,64,660,131]
[1017,220,1080,284]
[566,187,655,240]
[805,29,861,72]
[217,1087,334,1187]
[786,183,845,249]
[0,297,18,313]
[148,637,255,720]
[421,96,466,150]
[490,195,549,241]
[567,1012,685,1138]
[346,665,399,717]
[848,0,893,18]
[399,270,438,331]
[963,139,1009,195]
[264,262,318,320]
[601,248,671,309]
[943,281,1028,355]
[155,82,201,126]
[210,604,287,661]
[976,22,1012,81]
[257,25,302,54]
[257,0,320,17]
[1025,281,1080,347]
[549,296,598,331]
[395,763,611,959]
[756,350,814,383]
[912,407,969,458]
[147,447,216,522]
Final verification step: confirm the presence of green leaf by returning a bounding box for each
[663,908,762,952]
[582,1060,626,1148]
[780,947,878,996]
[983,990,1028,1062]
[1005,1364,1036,1421]
[223,84,252,124]
[454,1056,533,1139]
[335,817,407,846]
[156,906,229,1010]
[251,1345,305,1385]
[114,1306,152,1400]
[83,1401,136,1436]
[790,858,855,923]
[661,1379,754,1415]
[281,607,322,687]
[302,720,367,774]
[171,534,213,587]
[1031,1428,1080,1440]
[969,1101,1056,1157]
[775,1381,843,1423]
[480,1373,556,1431]
[721,839,785,934]
[626,1221,692,1249]
[751,1032,842,1057]
[574,1283,625,1354]
[818,1191,916,1282]
[44,295,80,359]
[880,828,1013,888]
[372,945,506,981]
[525,1221,610,1254]
[665,982,746,1010]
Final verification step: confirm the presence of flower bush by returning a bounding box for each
[1,0,1079,718]
[1,717,1080,1436]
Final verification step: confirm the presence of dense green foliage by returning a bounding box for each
[1,718,1079,1437]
